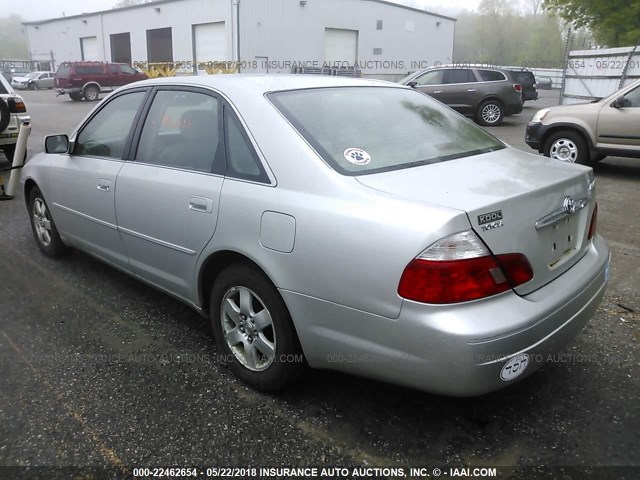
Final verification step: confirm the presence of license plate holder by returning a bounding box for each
[548,215,578,267]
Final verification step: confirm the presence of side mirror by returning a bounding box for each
[612,95,626,109]
[408,81,418,88]
[45,134,69,154]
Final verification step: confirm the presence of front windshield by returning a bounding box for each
[268,86,505,176]
[26,72,40,79]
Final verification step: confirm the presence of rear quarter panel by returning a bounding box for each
[196,89,469,319]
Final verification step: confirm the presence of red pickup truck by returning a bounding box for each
[55,62,148,101]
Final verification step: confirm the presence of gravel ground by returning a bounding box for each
[0,89,638,478]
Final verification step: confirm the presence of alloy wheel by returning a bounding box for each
[481,104,501,124]
[550,138,578,163]
[220,286,276,371]
[33,198,52,246]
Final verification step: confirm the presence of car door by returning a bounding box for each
[438,68,479,114]
[41,73,54,88]
[411,69,447,104]
[114,87,225,302]
[48,89,148,270]
[596,83,640,150]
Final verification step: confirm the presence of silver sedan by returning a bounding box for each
[21,75,609,396]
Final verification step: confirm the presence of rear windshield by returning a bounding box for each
[56,64,71,77]
[268,87,505,176]
[511,71,535,85]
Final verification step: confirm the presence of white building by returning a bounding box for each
[23,0,455,80]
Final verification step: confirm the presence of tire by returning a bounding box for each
[29,82,37,90]
[210,263,305,391]
[476,99,505,126]
[28,187,68,258]
[83,85,100,102]
[69,93,83,102]
[0,97,9,132]
[543,130,591,166]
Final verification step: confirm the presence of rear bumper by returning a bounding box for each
[282,235,609,396]
[0,114,31,145]
[58,88,82,95]
[523,90,539,101]
[505,101,524,116]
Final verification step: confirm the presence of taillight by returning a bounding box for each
[8,98,26,113]
[588,203,598,240]
[514,84,523,92]
[398,231,533,304]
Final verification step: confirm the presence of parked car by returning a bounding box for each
[508,69,538,103]
[11,71,56,90]
[536,76,553,90]
[0,73,31,162]
[21,75,608,396]
[526,79,640,165]
[399,65,523,126]
[1,67,32,83]
[55,61,148,101]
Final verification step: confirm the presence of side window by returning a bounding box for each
[121,65,137,75]
[136,90,221,173]
[224,106,269,183]
[414,69,444,86]
[75,91,146,159]
[109,64,119,74]
[623,86,640,107]
[478,70,506,82]
[445,69,476,84]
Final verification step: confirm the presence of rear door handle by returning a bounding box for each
[467,89,477,92]
[433,90,443,94]
[188,196,213,214]
[97,179,111,192]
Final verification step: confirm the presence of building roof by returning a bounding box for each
[23,0,456,26]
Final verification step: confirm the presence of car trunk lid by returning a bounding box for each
[356,148,596,295]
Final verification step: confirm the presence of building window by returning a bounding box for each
[146,27,173,63]
[373,48,382,55]
[110,32,132,65]
[376,20,383,30]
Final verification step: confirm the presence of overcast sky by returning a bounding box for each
[0,0,481,22]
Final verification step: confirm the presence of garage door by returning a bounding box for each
[193,22,228,75]
[324,28,358,66]
[80,36,99,61]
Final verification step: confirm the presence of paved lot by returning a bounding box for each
[0,88,638,476]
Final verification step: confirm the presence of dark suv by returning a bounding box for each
[508,69,538,103]
[400,65,523,126]
[55,62,148,102]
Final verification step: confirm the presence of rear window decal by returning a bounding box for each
[344,148,371,166]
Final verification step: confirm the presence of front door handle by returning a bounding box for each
[467,89,477,92]
[97,179,111,192]
[189,196,213,214]
[433,90,443,94]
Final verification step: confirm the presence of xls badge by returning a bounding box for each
[478,210,504,232]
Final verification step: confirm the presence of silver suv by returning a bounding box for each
[0,73,31,162]
[526,79,640,165]
[400,65,524,126]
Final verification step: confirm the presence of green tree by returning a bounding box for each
[0,15,29,59]
[544,0,640,47]
[453,6,564,66]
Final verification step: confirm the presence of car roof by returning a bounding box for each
[122,74,401,96]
